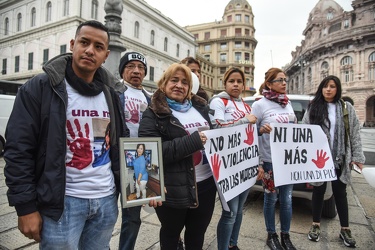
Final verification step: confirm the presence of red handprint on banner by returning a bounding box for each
[244,124,254,145]
[125,101,140,123]
[66,119,92,170]
[211,153,221,180]
[312,149,330,169]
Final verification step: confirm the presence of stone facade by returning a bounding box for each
[0,0,196,92]
[186,0,257,97]
[284,0,375,126]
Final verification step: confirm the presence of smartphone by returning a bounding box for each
[352,164,362,174]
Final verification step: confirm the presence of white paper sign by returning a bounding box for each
[203,123,260,205]
[270,123,337,187]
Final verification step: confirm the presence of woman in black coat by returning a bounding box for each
[139,63,216,250]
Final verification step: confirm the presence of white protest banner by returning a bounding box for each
[203,123,259,203]
[270,123,336,187]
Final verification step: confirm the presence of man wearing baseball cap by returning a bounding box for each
[117,52,153,250]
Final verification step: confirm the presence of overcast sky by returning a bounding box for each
[145,0,353,91]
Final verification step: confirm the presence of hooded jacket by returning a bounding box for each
[209,91,252,128]
[4,53,128,221]
[138,89,212,208]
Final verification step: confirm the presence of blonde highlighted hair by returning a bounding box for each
[157,63,193,100]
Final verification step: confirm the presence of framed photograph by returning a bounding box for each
[119,137,165,208]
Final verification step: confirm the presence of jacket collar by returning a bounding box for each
[42,53,120,88]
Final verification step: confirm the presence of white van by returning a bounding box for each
[243,94,337,218]
[0,94,16,154]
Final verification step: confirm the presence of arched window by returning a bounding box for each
[176,44,180,57]
[164,37,168,52]
[31,8,36,27]
[369,52,375,81]
[341,56,353,66]
[17,13,22,31]
[340,56,353,82]
[320,61,329,80]
[321,61,329,69]
[4,17,9,35]
[46,1,52,22]
[327,12,333,20]
[91,0,98,19]
[134,21,139,38]
[150,30,154,46]
[187,49,190,57]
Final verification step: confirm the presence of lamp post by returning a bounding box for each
[103,0,126,80]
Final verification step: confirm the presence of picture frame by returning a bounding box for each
[119,137,165,208]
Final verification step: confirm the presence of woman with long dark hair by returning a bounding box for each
[303,75,365,248]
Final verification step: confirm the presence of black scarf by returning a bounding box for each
[65,60,104,96]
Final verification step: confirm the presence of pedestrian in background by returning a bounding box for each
[139,63,216,250]
[303,75,365,248]
[180,56,209,101]
[251,67,297,250]
[4,20,128,249]
[209,67,260,250]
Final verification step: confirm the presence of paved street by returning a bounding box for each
[1,129,375,249]
[1,158,375,249]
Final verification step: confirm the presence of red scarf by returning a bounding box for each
[262,89,289,108]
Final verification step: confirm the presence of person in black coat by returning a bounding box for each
[139,63,217,250]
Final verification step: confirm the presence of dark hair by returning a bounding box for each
[75,20,110,44]
[223,67,245,87]
[259,67,284,93]
[308,75,342,129]
[136,143,146,157]
[180,57,201,69]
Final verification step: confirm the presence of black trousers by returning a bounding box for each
[312,169,349,227]
[155,176,217,250]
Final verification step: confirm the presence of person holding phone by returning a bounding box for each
[303,75,365,248]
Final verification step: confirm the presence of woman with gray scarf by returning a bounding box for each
[303,75,365,248]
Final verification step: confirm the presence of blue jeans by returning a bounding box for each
[217,188,250,249]
[119,206,142,250]
[40,193,118,250]
[263,162,293,234]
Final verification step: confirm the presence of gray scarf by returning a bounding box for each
[328,102,346,169]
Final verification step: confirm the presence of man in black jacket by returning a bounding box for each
[4,20,128,249]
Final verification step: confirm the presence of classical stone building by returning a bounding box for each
[185,0,257,97]
[284,0,375,126]
[0,0,196,92]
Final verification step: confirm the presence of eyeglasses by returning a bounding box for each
[125,64,145,71]
[271,78,288,83]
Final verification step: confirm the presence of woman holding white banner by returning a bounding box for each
[251,68,297,250]
[138,63,216,250]
[303,75,365,248]
[209,67,260,250]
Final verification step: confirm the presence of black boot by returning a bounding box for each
[266,233,283,250]
[280,233,296,250]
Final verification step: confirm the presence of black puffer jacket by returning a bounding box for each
[138,89,212,208]
[4,53,128,221]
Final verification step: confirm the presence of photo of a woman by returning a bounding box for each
[134,144,148,199]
